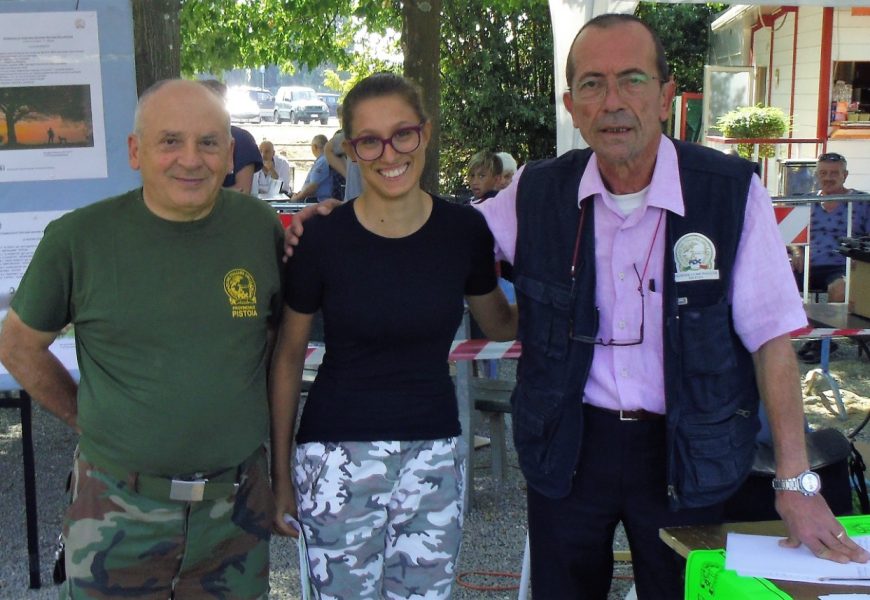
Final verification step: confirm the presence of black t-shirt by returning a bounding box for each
[285,195,498,443]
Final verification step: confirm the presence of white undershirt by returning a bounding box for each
[607,186,649,216]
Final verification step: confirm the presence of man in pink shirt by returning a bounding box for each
[474,13,868,599]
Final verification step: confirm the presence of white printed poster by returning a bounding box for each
[0,11,107,183]
[0,210,76,376]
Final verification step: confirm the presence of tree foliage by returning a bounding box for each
[181,0,554,194]
[180,0,398,76]
[439,0,555,194]
[635,2,726,94]
[178,2,720,192]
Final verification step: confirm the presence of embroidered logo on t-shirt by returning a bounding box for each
[674,233,720,282]
[224,269,258,318]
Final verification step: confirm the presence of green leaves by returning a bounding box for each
[180,0,379,75]
[439,0,555,194]
[179,0,556,194]
[635,2,726,93]
[717,105,790,159]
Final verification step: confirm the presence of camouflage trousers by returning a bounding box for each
[59,447,273,600]
[293,437,465,600]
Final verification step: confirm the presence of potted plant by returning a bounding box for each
[716,105,790,160]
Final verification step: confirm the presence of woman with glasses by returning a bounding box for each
[269,72,517,599]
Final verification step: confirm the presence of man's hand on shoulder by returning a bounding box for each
[283,198,342,261]
[776,490,870,563]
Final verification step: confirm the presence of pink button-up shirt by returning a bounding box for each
[474,136,806,414]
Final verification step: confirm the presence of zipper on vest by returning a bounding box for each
[665,266,680,509]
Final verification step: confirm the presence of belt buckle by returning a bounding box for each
[619,409,639,422]
[170,478,207,502]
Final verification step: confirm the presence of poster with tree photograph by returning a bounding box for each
[0,11,107,182]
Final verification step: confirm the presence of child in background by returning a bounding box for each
[467,150,503,202]
[496,151,517,190]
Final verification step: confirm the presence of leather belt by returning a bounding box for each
[84,448,261,502]
[586,404,665,422]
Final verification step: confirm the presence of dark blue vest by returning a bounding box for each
[512,140,761,509]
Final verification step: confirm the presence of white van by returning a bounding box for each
[227,86,275,123]
[274,86,329,124]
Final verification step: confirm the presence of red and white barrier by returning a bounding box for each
[304,345,325,366]
[303,340,521,367]
[789,327,870,339]
[449,340,522,361]
[301,330,868,366]
[774,205,810,245]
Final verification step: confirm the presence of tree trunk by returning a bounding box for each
[402,0,441,195]
[4,114,18,146]
[132,0,182,97]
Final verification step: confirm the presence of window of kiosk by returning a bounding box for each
[831,61,870,128]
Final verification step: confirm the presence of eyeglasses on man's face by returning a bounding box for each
[348,124,424,162]
[818,152,846,163]
[570,71,661,104]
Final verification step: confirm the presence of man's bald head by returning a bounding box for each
[134,79,231,140]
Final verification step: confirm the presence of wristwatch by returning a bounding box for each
[771,470,822,496]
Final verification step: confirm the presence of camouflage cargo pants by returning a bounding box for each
[59,447,273,600]
[293,437,465,600]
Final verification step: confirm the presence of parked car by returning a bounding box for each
[274,86,329,124]
[318,92,340,118]
[227,86,275,123]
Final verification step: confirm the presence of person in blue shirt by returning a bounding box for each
[793,152,869,362]
[290,134,332,202]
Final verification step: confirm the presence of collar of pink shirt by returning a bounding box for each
[577,135,685,219]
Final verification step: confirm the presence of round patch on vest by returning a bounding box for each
[674,233,720,282]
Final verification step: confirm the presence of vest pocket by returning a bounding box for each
[675,406,757,498]
[679,300,737,375]
[512,385,565,475]
[514,275,571,360]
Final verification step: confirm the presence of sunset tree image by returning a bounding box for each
[0,85,92,148]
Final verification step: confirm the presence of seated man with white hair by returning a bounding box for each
[255,140,293,196]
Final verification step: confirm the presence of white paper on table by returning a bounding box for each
[257,178,285,200]
[726,533,870,586]
[819,595,870,599]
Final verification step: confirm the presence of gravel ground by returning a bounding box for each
[3,341,867,600]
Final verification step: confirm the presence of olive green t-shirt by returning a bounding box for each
[12,189,285,476]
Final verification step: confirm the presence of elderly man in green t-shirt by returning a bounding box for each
[0,79,285,599]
